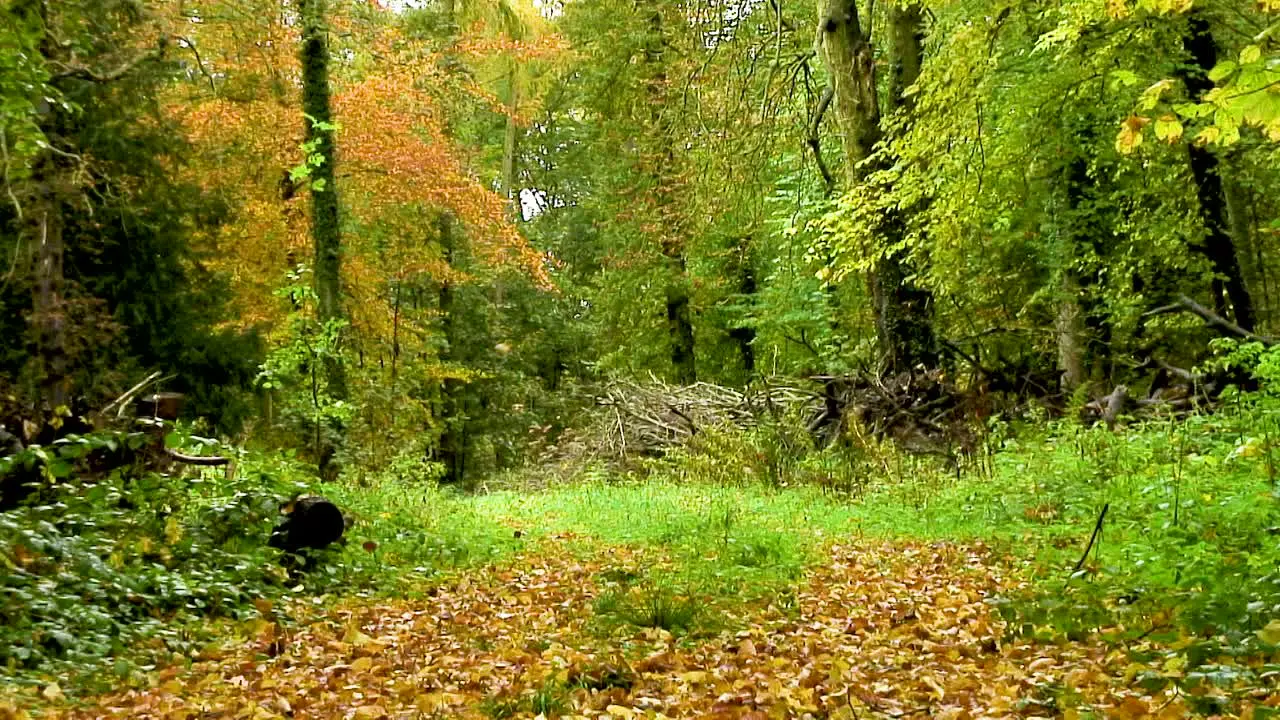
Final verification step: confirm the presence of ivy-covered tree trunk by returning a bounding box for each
[299,0,346,478]
[1223,171,1262,324]
[502,76,519,208]
[1179,11,1255,331]
[816,0,935,373]
[1056,144,1114,392]
[645,6,697,385]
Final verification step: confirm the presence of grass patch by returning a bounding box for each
[593,584,705,634]
[322,480,522,593]
[479,679,570,719]
[470,478,857,604]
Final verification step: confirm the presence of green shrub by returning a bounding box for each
[0,431,312,689]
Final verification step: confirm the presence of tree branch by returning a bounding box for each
[51,45,164,84]
[175,36,217,94]
[1144,294,1276,345]
[1071,503,1109,576]
[808,85,835,193]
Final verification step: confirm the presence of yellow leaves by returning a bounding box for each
[40,683,64,702]
[1113,695,1153,719]
[1106,0,1132,19]
[164,515,183,545]
[1195,125,1222,146]
[1154,114,1184,143]
[1116,110,1183,153]
[1138,79,1176,111]
[340,625,375,648]
[1108,0,1197,15]
[50,541,1265,720]
[1257,619,1280,645]
[1116,115,1151,154]
[0,699,32,720]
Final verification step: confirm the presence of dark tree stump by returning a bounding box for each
[269,496,346,553]
[135,392,185,420]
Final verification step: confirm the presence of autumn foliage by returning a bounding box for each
[166,0,550,336]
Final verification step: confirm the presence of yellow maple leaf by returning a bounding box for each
[1116,115,1151,154]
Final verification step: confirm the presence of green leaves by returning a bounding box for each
[289,116,341,191]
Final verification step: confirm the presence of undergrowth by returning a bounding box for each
[7,343,1280,713]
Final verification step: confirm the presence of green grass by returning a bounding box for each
[592,584,704,633]
[327,406,1280,649]
[472,478,858,601]
[322,480,523,593]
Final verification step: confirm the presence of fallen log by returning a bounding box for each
[164,448,230,466]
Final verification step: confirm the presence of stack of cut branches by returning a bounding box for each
[588,372,985,462]
[593,376,823,457]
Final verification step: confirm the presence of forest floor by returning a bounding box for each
[46,535,1204,719]
[16,416,1280,719]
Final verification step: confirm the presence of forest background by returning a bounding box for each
[4,0,1280,714]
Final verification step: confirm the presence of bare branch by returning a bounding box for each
[1144,294,1276,345]
[808,85,835,193]
[51,46,163,84]
[175,36,218,94]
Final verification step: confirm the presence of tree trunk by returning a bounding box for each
[815,0,880,184]
[1179,11,1255,331]
[886,3,924,117]
[30,173,68,415]
[1057,147,1113,390]
[1056,285,1087,393]
[816,0,936,372]
[436,212,466,485]
[15,0,71,418]
[300,0,347,397]
[502,75,519,209]
[645,6,697,385]
[729,241,757,378]
[1223,168,1262,328]
[299,0,345,480]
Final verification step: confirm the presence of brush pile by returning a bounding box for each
[588,372,983,461]
[592,377,819,456]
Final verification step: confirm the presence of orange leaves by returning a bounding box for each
[162,0,552,341]
[455,31,569,61]
[52,540,1271,719]
[1116,114,1152,153]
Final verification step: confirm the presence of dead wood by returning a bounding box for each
[1145,294,1276,345]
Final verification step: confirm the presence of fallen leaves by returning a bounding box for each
[30,540,1280,719]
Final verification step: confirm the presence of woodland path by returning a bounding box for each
[61,539,1192,719]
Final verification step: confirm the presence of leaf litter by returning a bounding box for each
[13,537,1280,719]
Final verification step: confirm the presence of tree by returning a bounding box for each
[814,0,936,372]
[1,0,260,433]
[1177,9,1255,330]
[298,0,346,479]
